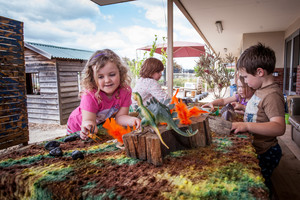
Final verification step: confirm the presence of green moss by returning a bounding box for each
[105,155,140,165]
[0,154,51,167]
[32,167,74,200]
[168,150,186,157]
[82,181,97,190]
[213,137,233,152]
[85,188,123,200]
[236,134,248,139]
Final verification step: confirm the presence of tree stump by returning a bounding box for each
[123,116,211,166]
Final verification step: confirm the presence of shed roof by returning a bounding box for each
[25,42,93,60]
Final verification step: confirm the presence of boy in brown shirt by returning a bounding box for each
[231,43,286,196]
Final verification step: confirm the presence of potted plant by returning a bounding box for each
[194,47,235,99]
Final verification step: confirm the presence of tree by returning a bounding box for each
[173,61,182,73]
[194,47,235,99]
[124,35,167,87]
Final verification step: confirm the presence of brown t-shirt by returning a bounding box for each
[244,83,285,154]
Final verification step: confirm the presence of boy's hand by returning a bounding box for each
[231,122,249,134]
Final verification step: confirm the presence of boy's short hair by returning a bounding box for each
[140,57,164,78]
[237,43,276,75]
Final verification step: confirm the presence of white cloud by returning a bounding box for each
[0,0,203,69]
[131,0,167,28]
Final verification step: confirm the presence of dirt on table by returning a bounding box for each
[0,122,269,200]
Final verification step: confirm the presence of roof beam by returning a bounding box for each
[91,0,134,6]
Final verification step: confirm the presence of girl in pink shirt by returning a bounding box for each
[67,49,141,140]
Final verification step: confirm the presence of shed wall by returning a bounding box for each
[57,60,86,124]
[25,49,60,124]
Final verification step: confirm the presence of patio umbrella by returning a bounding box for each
[137,41,205,58]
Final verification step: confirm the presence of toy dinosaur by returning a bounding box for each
[132,92,169,149]
[146,97,198,137]
[170,88,209,125]
[103,118,136,144]
[220,103,235,121]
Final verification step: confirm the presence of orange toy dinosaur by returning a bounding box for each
[103,118,136,144]
[172,88,208,125]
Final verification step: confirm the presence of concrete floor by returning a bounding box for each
[272,125,300,200]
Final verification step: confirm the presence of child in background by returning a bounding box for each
[67,49,141,140]
[132,57,170,108]
[231,43,286,197]
[201,76,255,114]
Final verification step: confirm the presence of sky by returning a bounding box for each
[0,0,205,69]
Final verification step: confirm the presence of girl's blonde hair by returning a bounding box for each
[139,57,164,78]
[81,49,131,99]
[236,75,255,103]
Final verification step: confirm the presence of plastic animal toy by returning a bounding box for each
[87,126,101,143]
[103,118,136,144]
[146,97,198,137]
[171,88,209,125]
[220,103,235,121]
[132,92,169,149]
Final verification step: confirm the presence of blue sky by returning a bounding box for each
[0,0,204,69]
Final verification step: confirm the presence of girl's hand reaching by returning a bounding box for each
[231,102,246,114]
[132,117,141,130]
[80,121,98,140]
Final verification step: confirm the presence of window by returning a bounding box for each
[284,29,300,95]
[26,73,40,95]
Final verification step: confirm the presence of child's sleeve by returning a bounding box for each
[80,92,99,113]
[263,92,285,119]
[120,87,132,107]
[235,93,239,102]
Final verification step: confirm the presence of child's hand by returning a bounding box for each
[231,102,246,114]
[81,121,98,140]
[201,103,214,111]
[132,117,141,129]
[231,122,249,134]
[231,102,245,110]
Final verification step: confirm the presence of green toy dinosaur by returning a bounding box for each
[146,97,198,137]
[132,92,169,149]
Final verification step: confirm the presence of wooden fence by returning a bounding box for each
[0,16,29,150]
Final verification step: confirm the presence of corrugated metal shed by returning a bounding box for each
[25,42,93,60]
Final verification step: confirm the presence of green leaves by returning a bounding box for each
[194,47,235,99]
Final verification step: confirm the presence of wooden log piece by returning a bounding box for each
[123,115,211,166]
[207,115,232,135]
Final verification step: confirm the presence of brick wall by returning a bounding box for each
[297,65,300,95]
[273,68,284,91]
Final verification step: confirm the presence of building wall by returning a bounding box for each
[25,49,60,124]
[285,17,300,39]
[57,60,86,125]
[242,31,285,69]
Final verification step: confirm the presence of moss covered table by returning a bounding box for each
[0,124,268,199]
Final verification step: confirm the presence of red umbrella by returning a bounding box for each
[137,41,205,58]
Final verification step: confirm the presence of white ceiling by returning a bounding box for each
[179,0,300,57]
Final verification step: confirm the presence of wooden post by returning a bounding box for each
[123,116,211,166]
